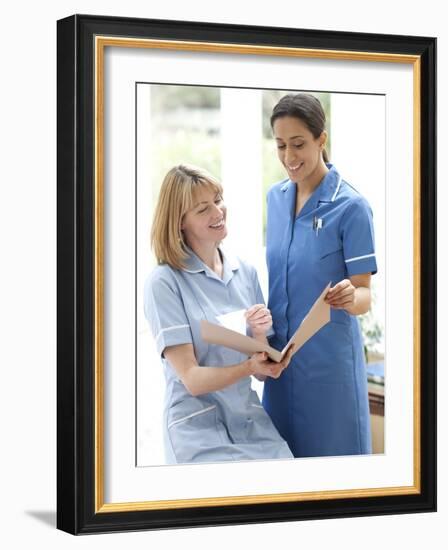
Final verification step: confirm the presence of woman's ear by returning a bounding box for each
[319,130,328,150]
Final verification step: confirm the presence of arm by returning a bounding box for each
[325,273,372,315]
[245,304,273,381]
[164,343,294,397]
[327,195,376,316]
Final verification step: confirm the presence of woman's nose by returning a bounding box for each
[284,147,296,165]
[212,203,223,216]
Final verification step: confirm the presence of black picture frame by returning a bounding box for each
[57,13,436,535]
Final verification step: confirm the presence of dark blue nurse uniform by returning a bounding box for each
[262,164,377,458]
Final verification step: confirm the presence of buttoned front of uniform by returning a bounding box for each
[263,164,377,458]
[144,247,293,464]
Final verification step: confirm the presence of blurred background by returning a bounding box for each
[137,84,385,465]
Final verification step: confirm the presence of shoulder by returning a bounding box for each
[223,249,258,281]
[144,264,180,295]
[267,177,290,198]
[224,250,253,273]
[334,186,374,232]
[236,256,256,276]
[337,181,373,215]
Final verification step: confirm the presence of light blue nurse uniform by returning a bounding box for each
[144,247,293,464]
[263,164,377,458]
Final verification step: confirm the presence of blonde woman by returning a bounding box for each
[144,164,293,464]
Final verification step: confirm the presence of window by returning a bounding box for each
[137,84,385,465]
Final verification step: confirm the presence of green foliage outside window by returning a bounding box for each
[150,85,221,205]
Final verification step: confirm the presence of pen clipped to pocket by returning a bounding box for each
[312,215,324,236]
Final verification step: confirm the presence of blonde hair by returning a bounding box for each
[151,164,223,270]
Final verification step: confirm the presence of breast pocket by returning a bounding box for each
[316,235,345,280]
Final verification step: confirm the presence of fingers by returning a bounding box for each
[325,279,355,308]
[250,352,282,378]
[250,316,272,326]
[327,293,355,308]
[268,347,295,378]
[250,320,272,333]
[270,355,292,378]
[269,366,283,379]
[250,346,296,379]
[327,279,352,296]
[329,287,353,299]
[246,305,272,336]
[326,279,350,296]
[245,304,266,318]
[245,305,271,322]
[328,298,355,309]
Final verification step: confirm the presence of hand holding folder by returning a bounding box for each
[201,283,331,363]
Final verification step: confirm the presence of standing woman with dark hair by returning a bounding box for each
[263,93,377,458]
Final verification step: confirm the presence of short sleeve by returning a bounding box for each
[250,266,275,339]
[143,269,193,356]
[341,197,377,276]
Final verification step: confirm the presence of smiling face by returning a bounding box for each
[273,116,328,186]
[180,185,227,249]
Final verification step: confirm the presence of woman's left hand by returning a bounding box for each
[325,279,356,310]
[245,304,272,337]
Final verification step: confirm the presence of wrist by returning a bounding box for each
[245,357,256,376]
[252,329,268,341]
[345,287,370,315]
[345,293,358,315]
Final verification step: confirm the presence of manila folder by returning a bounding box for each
[200,282,331,363]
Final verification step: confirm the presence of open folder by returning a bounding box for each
[201,282,331,363]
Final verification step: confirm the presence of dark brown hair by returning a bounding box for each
[270,93,329,162]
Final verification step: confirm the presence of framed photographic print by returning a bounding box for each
[57,14,436,534]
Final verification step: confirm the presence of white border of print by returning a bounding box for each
[103,45,413,504]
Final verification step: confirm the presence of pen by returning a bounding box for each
[313,216,323,236]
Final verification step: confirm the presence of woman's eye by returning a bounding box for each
[277,143,304,150]
[198,207,208,214]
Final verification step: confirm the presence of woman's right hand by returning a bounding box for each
[247,345,296,379]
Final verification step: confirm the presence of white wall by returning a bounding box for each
[331,94,386,333]
[0,1,444,548]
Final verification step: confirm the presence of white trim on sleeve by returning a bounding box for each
[345,253,376,264]
[155,324,190,343]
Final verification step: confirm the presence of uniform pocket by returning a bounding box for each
[298,322,354,384]
[244,390,282,443]
[167,398,228,463]
[316,236,345,282]
[317,233,342,260]
[167,403,217,430]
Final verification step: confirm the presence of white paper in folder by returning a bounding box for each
[201,282,331,363]
[216,309,247,335]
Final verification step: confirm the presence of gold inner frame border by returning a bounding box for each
[94,35,421,513]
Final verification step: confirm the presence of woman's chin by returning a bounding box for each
[209,227,227,240]
[287,171,300,182]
